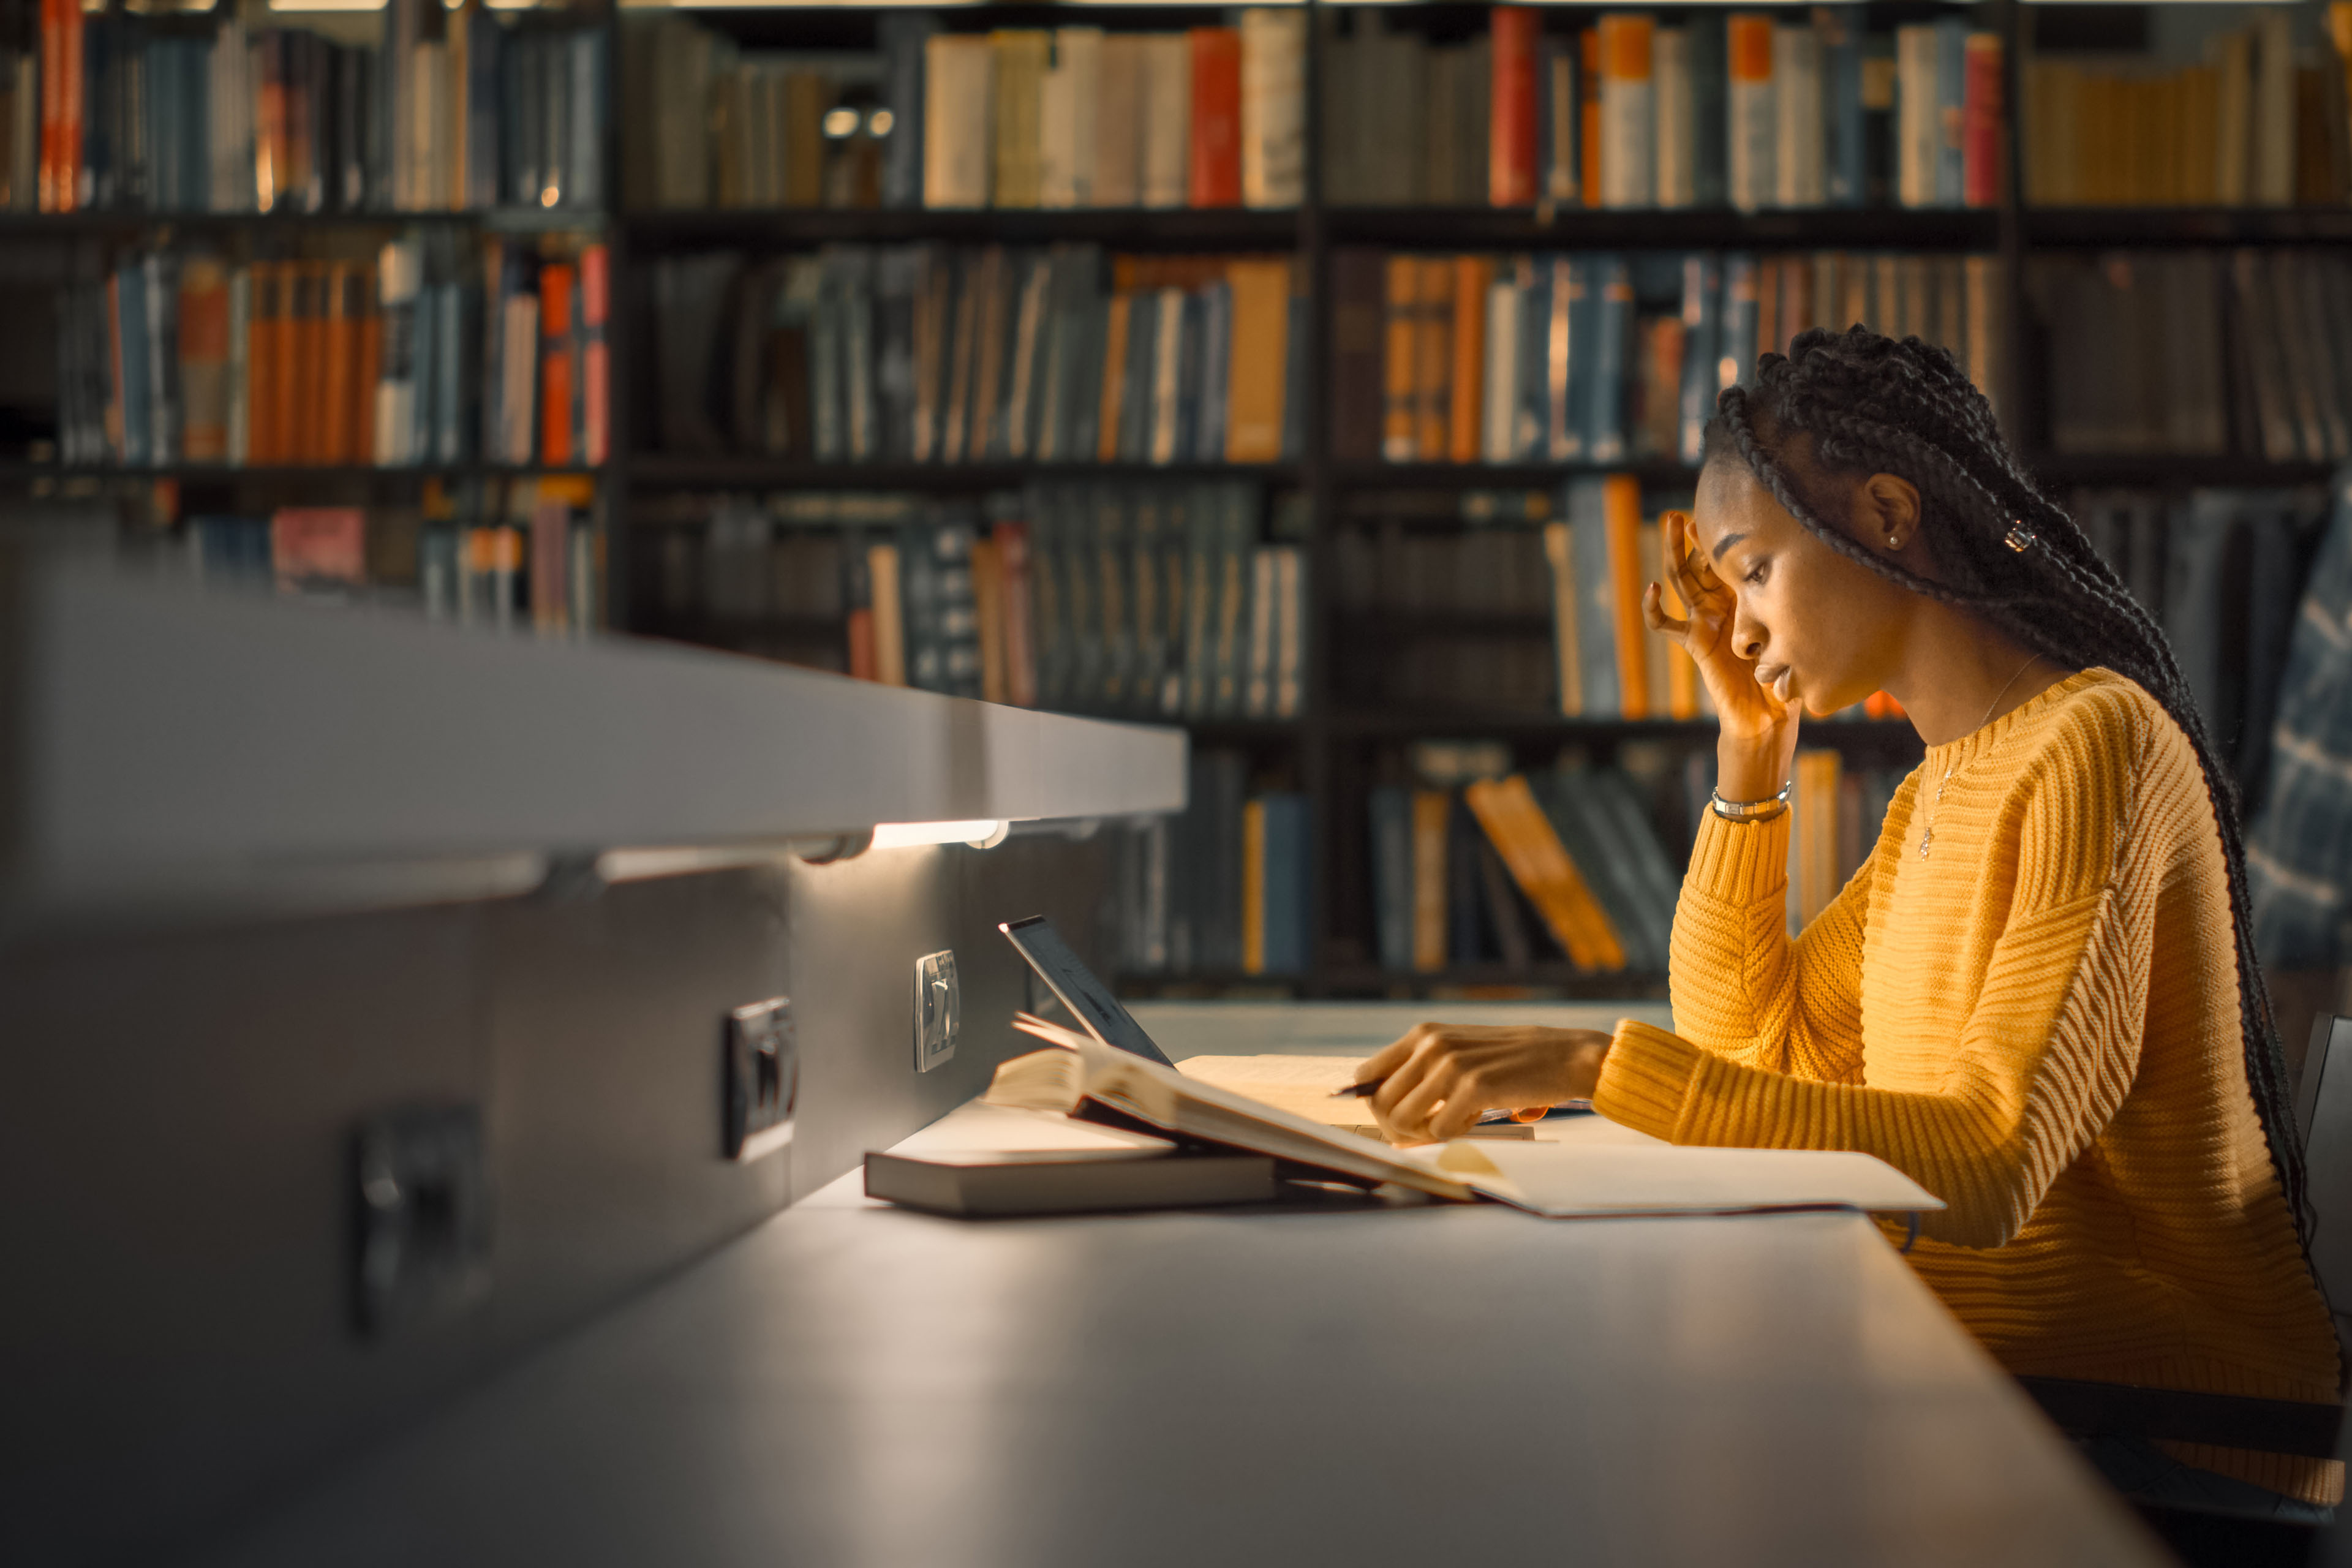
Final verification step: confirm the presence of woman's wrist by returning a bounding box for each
[1717,726,1798,804]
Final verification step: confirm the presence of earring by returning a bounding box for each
[2005,521,2037,552]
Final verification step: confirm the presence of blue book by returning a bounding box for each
[116,261,151,466]
[1822,6,1866,208]
[1565,477,1622,717]
[1194,280,1231,464]
[1688,16,1728,209]
[411,281,440,468]
[468,18,505,209]
[878,13,938,211]
[1553,256,1594,462]
[1516,260,1550,461]
[1171,288,1205,464]
[1254,793,1311,974]
[1368,785,1415,972]
[1584,254,1632,464]
[1721,252,1760,388]
[436,281,468,464]
[1678,252,1722,464]
[1934,18,1967,206]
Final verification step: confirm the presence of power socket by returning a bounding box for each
[723,997,797,1162]
[352,1104,490,1338]
[913,951,959,1072]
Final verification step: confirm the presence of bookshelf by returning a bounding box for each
[2,0,2345,998]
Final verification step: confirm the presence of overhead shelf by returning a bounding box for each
[0,549,1185,920]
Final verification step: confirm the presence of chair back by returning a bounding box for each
[2299,1016,2352,1343]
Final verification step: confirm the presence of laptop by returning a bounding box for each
[998,916,1177,1069]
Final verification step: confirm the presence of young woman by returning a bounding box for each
[1355,326,2343,1512]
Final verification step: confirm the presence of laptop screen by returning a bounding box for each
[998,916,1175,1068]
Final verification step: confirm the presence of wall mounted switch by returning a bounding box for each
[723,996,797,1163]
[913,951,959,1072]
[352,1104,490,1338]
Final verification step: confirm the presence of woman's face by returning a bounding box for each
[1691,458,1918,718]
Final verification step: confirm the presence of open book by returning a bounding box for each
[998,1014,1946,1219]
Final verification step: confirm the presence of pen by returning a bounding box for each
[1332,1077,1385,1099]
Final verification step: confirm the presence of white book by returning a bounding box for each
[1483,276,1521,462]
[1095,34,1144,206]
[1894,24,1938,210]
[922,35,995,208]
[1773,23,1824,208]
[1140,33,1191,210]
[1240,8,1306,208]
[1599,15,1656,208]
[1727,17,1776,214]
[375,240,423,466]
[1038,56,1078,207]
[2252,10,2294,207]
[1653,26,1694,210]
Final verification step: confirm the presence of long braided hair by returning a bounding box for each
[1707,324,2314,1254]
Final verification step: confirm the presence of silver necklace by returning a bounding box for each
[1918,654,2041,860]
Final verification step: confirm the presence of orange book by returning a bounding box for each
[580,244,610,465]
[1186,28,1242,207]
[275,263,308,464]
[352,268,380,465]
[1657,518,1701,721]
[1601,473,1650,720]
[1447,255,1490,462]
[1096,291,1131,462]
[318,263,355,466]
[1241,797,1268,973]
[1579,29,1602,209]
[1463,775,1626,971]
[244,262,279,465]
[1381,254,1417,461]
[176,257,232,462]
[1411,789,1449,973]
[539,262,576,467]
[1223,257,1291,462]
[1488,7,1540,206]
[1411,257,1452,460]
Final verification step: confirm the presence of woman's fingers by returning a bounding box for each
[1379,1063,1458,1144]
[1642,580,1691,638]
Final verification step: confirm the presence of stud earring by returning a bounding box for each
[2005,521,2037,552]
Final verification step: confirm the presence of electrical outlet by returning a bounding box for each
[913,950,959,1072]
[352,1104,490,1338]
[723,997,797,1163]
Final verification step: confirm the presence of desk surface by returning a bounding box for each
[200,1114,2164,1566]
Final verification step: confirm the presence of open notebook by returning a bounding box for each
[999,1015,1945,1220]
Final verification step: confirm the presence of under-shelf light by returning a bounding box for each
[870,820,1010,851]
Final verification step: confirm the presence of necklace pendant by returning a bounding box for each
[1919,826,1933,859]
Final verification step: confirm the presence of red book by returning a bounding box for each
[539,263,576,467]
[579,244,609,466]
[1488,7,1540,206]
[37,0,60,210]
[530,497,570,635]
[270,508,366,591]
[1962,32,2003,209]
[1580,29,1602,209]
[1186,28,1242,208]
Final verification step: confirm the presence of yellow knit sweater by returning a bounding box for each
[1593,666,2344,1503]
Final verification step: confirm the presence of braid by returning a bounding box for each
[1708,325,2314,1258]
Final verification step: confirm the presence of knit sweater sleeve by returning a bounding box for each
[1596,720,2152,1250]
[1662,808,1874,1085]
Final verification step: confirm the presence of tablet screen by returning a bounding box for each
[998,916,1175,1068]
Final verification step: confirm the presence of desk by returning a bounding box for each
[198,1107,2165,1566]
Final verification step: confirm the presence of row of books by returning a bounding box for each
[2030,250,2352,464]
[1323,9,1999,213]
[177,476,603,636]
[52,235,608,469]
[650,246,1304,467]
[2071,484,2329,803]
[1336,247,2002,469]
[2021,10,2345,208]
[641,482,1305,722]
[627,12,1305,214]
[1116,752,1309,977]
[6,2,606,216]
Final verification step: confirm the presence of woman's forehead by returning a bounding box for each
[1694,462,1783,548]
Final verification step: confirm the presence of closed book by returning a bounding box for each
[1675,253,1719,464]
[1411,255,1452,459]
[1727,13,1774,213]
[1861,39,1895,205]
[1584,768,1683,969]
[178,256,230,462]
[579,244,609,465]
[1462,774,1625,971]
[1541,518,1581,715]
[1773,21,1823,208]
[1411,787,1449,972]
[1141,32,1190,209]
[1654,26,1692,209]
[1547,255,1589,461]
[1543,35,1576,203]
[374,241,420,465]
[1578,29,1600,206]
[1095,33,1143,206]
[1243,543,1276,716]
[1599,473,1648,718]
[1598,14,1654,208]
[1370,785,1415,971]
[1446,255,1491,462]
[1039,26,1100,208]
[1381,254,1417,461]
[867,539,907,686]
[281,262,313,464]
[1894,24,1937,209]
[1330,247,1385,464]
[865,1147,1278,1219]
[1540,771,1662,974]
[224,266,250,464]
[1488,6,1539,205]
[1566,475,1620,717]
[1932,17,1966,206]
[1224,257,1289,462]
[997,520,1039,707]
[1239,8,1303,208]
[878,13,936,209]
[1721,252,1760,388]
[1193,279,1232,463]
[1187,27,1240,207]
[1273,543,1303,718]
[1482,268,1522,462]
[1961,32,2001,208]
[922,35,992,208]
[245,261,281,464]
[538,262,575,466]
[499,276,538,465]
[1820,6,1864,206]
[317,262,356,465]
[1583,255,1632,462]
[992,30,1048,209]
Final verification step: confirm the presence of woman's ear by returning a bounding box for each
[1854,472,1923,556]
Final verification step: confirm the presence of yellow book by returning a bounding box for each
[868,542,907,687]
[1463,775,1626,972]
[1241,799,1268,974]
[1602,473,1650,720]
[1223,258,1291,462]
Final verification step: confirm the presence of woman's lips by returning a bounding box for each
[1757,664,1793,703]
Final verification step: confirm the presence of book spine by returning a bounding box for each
[1482,271,1520,462]
[581,243,609,465]
[1585,254,1631,462]
[1381,254,1417,462]
[1239,9,1302,209]
[1896,24,1936,209]
[1773,21,1822,208]
[1962,31,2002,209]
[1822,7,1864,208]
[1677,252,1720,465]
[1186,26,1240,208]
[1727,13,1774,213]
[1934,17,1966,207]
[1370,786,1415,973]
[1654,26,1692,209]
[1488,7,1539,206]
[1448,255,1488,463]
[1597,14,1654,208]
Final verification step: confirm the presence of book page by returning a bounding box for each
[1175,1054,1371,1129]
[1409,1140,1945,1218]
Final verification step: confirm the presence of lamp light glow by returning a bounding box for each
[869,820,1009,851]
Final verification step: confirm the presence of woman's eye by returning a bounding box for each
[1744,562,1769,586]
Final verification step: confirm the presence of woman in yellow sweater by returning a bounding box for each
[1357,326,2343,1512]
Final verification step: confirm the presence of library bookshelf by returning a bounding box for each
[2,0,2342,1000]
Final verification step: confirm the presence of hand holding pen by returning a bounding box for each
[1335,1022,1615,1144]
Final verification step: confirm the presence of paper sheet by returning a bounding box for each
[1176,1054,1373,1128]
[1412,1140,1945,1218]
